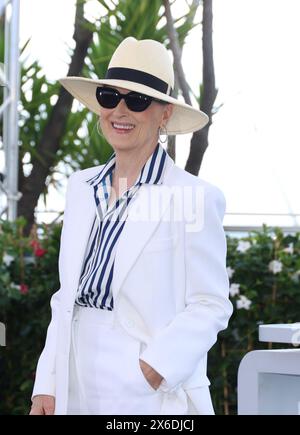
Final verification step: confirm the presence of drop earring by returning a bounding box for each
[158,125,168,143]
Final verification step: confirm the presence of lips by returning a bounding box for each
[111,122,135,132]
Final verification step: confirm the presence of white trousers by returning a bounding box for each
[67,305,211,415]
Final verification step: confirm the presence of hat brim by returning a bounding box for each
[59,77,209,135]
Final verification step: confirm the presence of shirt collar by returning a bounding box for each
[85,142,167,188]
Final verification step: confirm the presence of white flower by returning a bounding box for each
[236,295,252,310]
[229,283,240,297]
[283,243,294,255]
[237,241,251,253]
[291,270,300,283]
[227,267,235,279]
[10,282,20,290]
[3,253,14,267]
[268,260,283,274]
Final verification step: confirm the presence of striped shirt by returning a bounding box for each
[74,142,168,310]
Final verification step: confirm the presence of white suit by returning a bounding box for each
[32,153,233,414]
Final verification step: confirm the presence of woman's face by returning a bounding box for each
[98,86,173,152]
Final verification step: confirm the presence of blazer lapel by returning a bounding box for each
[60,176,96,294]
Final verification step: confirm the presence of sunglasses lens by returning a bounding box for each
[96,87,153,112]
[96,87,120,108]
[126,93,152,112]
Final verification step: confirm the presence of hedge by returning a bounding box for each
[0,217,299,415]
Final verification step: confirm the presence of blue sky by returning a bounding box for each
[16,0,300,228]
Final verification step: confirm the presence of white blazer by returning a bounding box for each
[32,153,233,415]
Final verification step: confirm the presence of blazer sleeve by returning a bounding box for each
[140,183,233,391]
[31,173,76,399]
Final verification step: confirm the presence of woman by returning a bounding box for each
[30,37,233,415]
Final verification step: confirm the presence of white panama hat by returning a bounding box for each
[59,36,209,135]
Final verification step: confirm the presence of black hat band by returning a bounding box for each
[105,67,173,96]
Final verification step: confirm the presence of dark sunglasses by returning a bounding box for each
[96,86,166,112]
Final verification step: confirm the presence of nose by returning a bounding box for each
[113,97,129,114]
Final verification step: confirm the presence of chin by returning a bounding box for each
[111,140,135,150]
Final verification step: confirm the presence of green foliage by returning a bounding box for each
[0,220,300,414]
[0,217,61,415]
[18,55,111,179]
[93,0,198,47]
[20,61,61,165]
[209,224,300,415]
